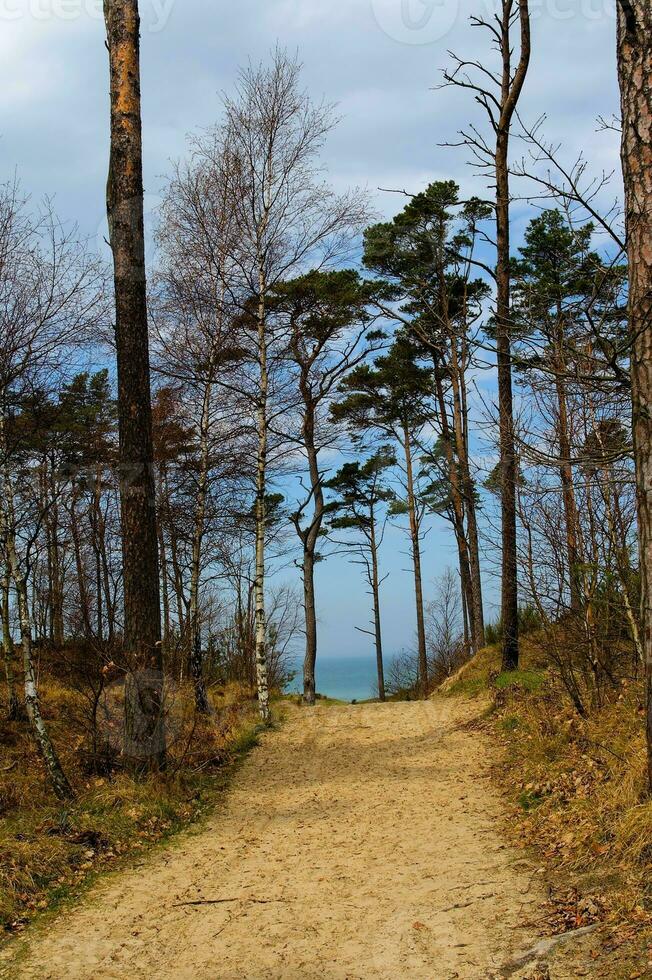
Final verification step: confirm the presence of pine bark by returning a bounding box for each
[300,396,325,706]
[104,0,164,766]
[616,0,652,788]
[403,423,428,695]
[369,511,386,702]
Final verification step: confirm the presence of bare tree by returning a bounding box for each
[444,0,531,669]
[0,184,102,797]
[199,50,367,718]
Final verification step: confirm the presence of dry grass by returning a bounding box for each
[443,637,652,973]
[0,671,264,937]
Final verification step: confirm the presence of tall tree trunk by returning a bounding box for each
[302,548,318,705]
[90,473,105,642]
[97,491,116,642]
[495,0,531,670]
[104,0,164,768]
[188,383,212,714]
[616,0,652,788]
[300,396,325,707]
[253,286,271,723]
[70,493,92,638]
[369,511,386,702]
[553,332,582,612]
[45,462,65,647]
[449,343,485,649]
[403,423,428,695]
[433,367,478,649]
[156,479,172,659]
[161,463,186,646]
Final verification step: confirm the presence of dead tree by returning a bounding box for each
[443,0,531,669]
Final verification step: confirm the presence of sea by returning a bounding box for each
[285,654,381,702]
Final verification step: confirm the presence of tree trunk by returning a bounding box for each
[188,383,212,715]
[449,343,485,649]
[46,463,65,647]
[617,0,652,787]
[0,562,19,721]
[156,481,172,659]
[0,427,72,798]
[553,334,583,612]
[495,0,531,671]
[302,547,318,705]
[253,286,271,723]
[104,0,164,768]
[369,512,386,702]
[300,396,325,706]
[403,423,428,695]
[433,367,478,649]
[70,493,92,638]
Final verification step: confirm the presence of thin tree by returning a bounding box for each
[364,182,489,652]
[333,337,434,695]
[269,269,385,704]
[206,50,366,719]
[325,451,396,702]
[443,0,531,669]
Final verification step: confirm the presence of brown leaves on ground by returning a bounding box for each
[0,676,261,938]
[543,887,608,934]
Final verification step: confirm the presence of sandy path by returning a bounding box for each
[3,698,546,979]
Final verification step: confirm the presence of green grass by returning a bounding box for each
[445,675,489,698]
[494,669,546,693]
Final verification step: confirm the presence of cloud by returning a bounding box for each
[0,0,622,662]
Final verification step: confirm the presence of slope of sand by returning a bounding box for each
[3,698,551,979]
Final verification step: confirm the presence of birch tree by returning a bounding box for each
[0,184,103,796]
[193,50,367,719]
[153,153,248,713]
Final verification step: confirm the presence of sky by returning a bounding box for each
[0,0,623,662]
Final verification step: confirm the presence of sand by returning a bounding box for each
[3,697,555,979]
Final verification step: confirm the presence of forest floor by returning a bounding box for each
[0,696,608,980]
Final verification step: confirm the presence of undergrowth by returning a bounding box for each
[443,637,652,975]
[0,674,265,938]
